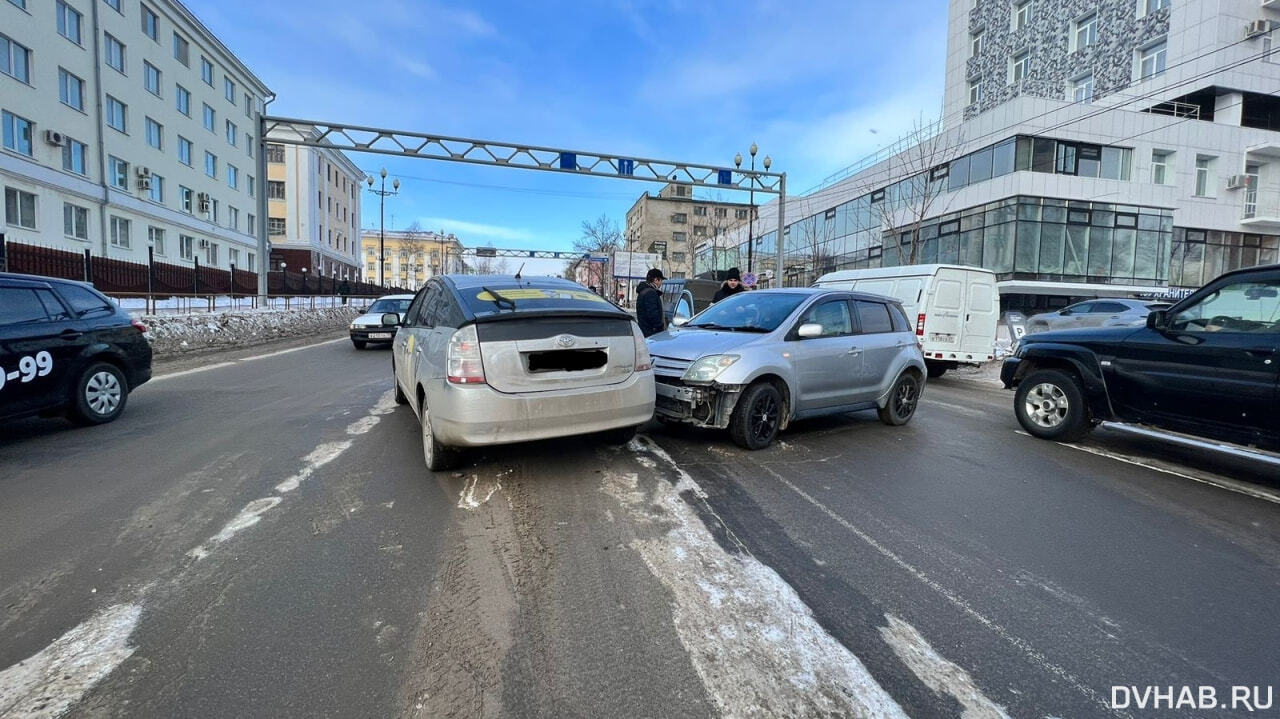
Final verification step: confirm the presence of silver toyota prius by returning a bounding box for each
[391,275,656,471]
[647,288,927,449]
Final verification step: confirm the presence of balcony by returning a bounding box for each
[1240,143,1280,229]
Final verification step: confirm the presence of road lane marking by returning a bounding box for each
[921,397,988,418]
[881,615,1012,719]
[0,603,142,719]
[150,337,348,381]
[1014,431,1280,506]
[147,362,237,382]
[236,338,345,361]
[748,461,1113,714]
[620,438,908,718]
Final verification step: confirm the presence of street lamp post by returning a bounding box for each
[279,262,287,294]
[366,168,400,288]
[734,144,771,280]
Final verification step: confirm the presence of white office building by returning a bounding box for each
[1,0,270,271]
[265,130,363,280]
[713,0,1280,311]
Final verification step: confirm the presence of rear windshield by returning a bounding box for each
[369,298,413,314]
[459,284,619,317]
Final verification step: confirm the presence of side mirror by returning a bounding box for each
[381,312,401,327]
[672,315,689,327]
[1146,309,1167,331]
[798,323,823,338]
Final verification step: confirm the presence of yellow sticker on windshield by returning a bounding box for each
[475,288,609,304]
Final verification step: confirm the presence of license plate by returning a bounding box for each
[369,332,392,339]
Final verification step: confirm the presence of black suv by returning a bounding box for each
[1002,264,1279,451]
[0,272,152,425]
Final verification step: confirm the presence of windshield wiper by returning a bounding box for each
[687,322,745,331]
[481,286,517,310]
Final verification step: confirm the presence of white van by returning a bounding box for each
[814,264,999,377]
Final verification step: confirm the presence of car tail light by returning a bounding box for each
[446,325,486,384]
[632,324,652,372]
[131,319,149,333]
[915,313,926,336]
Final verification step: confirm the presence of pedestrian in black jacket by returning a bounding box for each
[713,267,747,303]
[636,268,666,337]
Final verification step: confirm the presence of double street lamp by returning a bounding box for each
[733,143,771,279]
[366,168,400,288]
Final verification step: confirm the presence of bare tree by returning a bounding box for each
[472,256,511,275]
[794,214,835,286]
[574,214,623,256]
[857,116,962,267]
[398,221,428,287]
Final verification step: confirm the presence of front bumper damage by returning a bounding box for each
[654,380,745,429]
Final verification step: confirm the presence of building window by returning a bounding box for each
[171,86,190,117]
[224,77,236,103]
[1071,73,1094,103]
[206,241,218,265]
[203,104,215,131]
[109,216,131,248]
[59,69,86,111]
[1139,40,1167,80]
[63,138,87,175]
[672,231,686,242]
[149,226,165,254]
[205,152,217,178]
[228,248,239,267]
[145,117,162,150]
[7,0,24,8]
[173,32,189,66]
[65,203,89,240]
[148,174,163,203]
[247,214,255,234]
[268,217,285,236]
[179,185,192,213]
[714,207,728,218]
[246,135,253,157]
[226,120,238,146]
[104,33,126,74]
[1264,36,1278,65]
[1,33,32,83]
[1011,51,1030,82]
[4,187,36,229]
[247,175,255,197]
[693,205,707,216]
[1073,13,1097,51]
[266,144,284,163]
[693,225,706,236]
[141,5,158,40]
[144,61,161,96]
[104,0,121,11]
[178,136,192,165]
[57,2,83,45]
[108,156,129,189]
[2,111,33,156]
[1012,0,1032,30]
[104,96,126,132]
[244,93,252,117]
[228,206,239,230]
[1151,150,1173,185]
[227,164,238,190]
[1142,0,1170,14]
[179,234,194,260]
[1194,155,1213,197]
[968,78,983,105]
[970,29,984,57]
[735,208,749,219]
[671,212,687,223]
[268,180,285,199]
[201,56,214,86]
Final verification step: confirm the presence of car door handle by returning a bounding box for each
[60,330,83,340]
[847,347,861,355]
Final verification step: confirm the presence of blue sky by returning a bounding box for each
[191,0,950,265]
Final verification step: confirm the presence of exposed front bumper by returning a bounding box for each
[350,327,398,343]
[431,371,656,447]
[653,380,741,429]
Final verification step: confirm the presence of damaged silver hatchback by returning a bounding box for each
[647,288,926,449]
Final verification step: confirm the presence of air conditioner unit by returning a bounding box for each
[135,166,152,179]
[1226,174,1251,190]
[1244,19,1271,37]
[43,130,66,146]
[197,192,211,212]
[137,176,152,191]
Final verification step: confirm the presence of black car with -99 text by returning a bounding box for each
[0,272,152,426]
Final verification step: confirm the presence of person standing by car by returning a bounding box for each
[636,268,666,337]
[713,267,748,303]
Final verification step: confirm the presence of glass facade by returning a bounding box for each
[1170,228,1280,289]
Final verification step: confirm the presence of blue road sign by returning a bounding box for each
[618,158,635,176]
[717,169,732,185]
[559,152,577,170]
[588,256,608,263]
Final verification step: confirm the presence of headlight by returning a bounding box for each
[682,354,740,383]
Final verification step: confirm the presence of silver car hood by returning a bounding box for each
[352,312,388,326]
[646,327,771,361]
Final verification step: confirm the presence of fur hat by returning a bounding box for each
[726,267,741,281]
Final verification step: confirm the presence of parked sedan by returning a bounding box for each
[350,294,415,349]
[391,276,656,471]
[1025,299,1171,334]
[648,288,926,449]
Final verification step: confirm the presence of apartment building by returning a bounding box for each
[714,0,1280,309]
[1,0,270,271]
[624,183,755,279]
[358,228,464,290]
[265,131,363,280]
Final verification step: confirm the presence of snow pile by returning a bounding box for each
[141,306,361,357]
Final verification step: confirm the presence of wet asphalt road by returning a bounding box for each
[0,335,1276,718]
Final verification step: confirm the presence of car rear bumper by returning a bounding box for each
[351,328,398,343]
[431,371,656,447]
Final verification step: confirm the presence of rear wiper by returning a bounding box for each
[481,286,517,310]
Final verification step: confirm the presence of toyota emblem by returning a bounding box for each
[555,334,576,348]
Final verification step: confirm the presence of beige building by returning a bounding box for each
[359,228,464,290]
[1,0,271,270]
[623,183,754,278]
[265,130,362,279]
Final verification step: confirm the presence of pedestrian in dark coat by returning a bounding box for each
[713,267,747,303]
[636,268,666,337]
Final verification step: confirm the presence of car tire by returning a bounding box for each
[69,361,128,425]
[878,372,921,426]
[352,339,367,350]
[393,375,409,405]
[925,361,948,379]
[601,425,638,445]
[1014,368,1093,442]
[729,382,783,450]
[421,405,461,472]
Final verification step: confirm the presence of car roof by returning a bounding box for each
[749,287,903,303]
[373,294,416,300]
[0,271,91,290]
[444,274,586,291]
